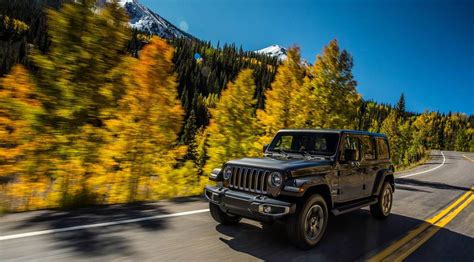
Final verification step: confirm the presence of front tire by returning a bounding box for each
[209,202,241,225]
[287,194,328,250]
[370,181,393,219]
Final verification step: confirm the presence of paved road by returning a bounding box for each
[0,151,473,261]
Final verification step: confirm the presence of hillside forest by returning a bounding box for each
[0,0,472,212]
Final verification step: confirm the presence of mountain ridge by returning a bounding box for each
[118,0,197,40]
[116,0,298,62]
[255,45,288,60]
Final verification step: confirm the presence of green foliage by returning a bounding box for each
[309,40,361,129]
[22,0,131,208]
[167,38,279,137]
[378,108,473,167]
[32,0,130,127]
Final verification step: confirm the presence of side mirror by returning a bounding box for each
[209,168,221,181]
[263,144,269,153]
[343,149,358,162]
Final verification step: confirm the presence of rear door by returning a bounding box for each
[337,135,365,202]
[376,137,392,169]
[360,135,378,197]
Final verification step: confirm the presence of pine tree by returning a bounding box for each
[396,93,406,119]
[206,69,259,172]
[309,39,360,129]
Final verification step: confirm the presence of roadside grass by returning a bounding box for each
[0,178,209,214]
[395,152,431,173]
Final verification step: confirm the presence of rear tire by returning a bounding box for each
[370,181,393,219]
[209,202,241,225]
[287,194,328,250]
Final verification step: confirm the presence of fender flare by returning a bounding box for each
[372,169,394,196]
[282,175,333,208]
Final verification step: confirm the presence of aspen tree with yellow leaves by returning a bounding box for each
[0,65,48,210]
[205,69,260,172]
[100,37,187,202]
[257,47,307,144]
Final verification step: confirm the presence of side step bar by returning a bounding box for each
[331,197,378,216]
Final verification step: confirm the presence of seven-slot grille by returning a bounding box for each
[228,166,270,194]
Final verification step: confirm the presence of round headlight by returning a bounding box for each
[223,166,232,180]
[270,171,283,187]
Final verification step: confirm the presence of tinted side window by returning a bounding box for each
[341,136,361,161]
[362,136,376,160]
[377,138,390,160]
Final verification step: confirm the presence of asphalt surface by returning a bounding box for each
[0,151,473,261]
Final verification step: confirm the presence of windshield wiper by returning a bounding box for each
[280,149,290,157]
[272,148,290,158]
[299,150,313,159]
[298,150,325,160]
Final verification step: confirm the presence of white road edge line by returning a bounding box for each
[398,151,445,178]
[0,209,210,241]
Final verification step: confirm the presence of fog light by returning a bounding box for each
[263,205,271,213]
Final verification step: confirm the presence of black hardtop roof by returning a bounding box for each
[277,128,388,138]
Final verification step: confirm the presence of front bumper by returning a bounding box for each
[204,185,296,221]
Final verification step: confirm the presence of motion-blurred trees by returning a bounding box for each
[0,65,39,177]
[28,0,131,207]
[0,65,49,210]
[99,37,187,202]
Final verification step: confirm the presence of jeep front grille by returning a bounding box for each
[228,166,270,194]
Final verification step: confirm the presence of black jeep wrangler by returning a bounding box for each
[204,129,394,249]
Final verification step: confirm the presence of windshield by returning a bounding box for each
[268,132,340,156]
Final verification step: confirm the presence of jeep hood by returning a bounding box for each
[225,157,333,172]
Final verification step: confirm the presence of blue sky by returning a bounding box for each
[141,0,473,114]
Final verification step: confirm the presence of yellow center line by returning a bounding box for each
[387,194,474,262]
[367,187,474,262]
[462,154,474,163]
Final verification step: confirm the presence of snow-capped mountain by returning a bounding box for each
[255,45,288,60]
[118,0,196,40]
[256,45,311,66]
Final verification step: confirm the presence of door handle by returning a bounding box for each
[350,161,361,167]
